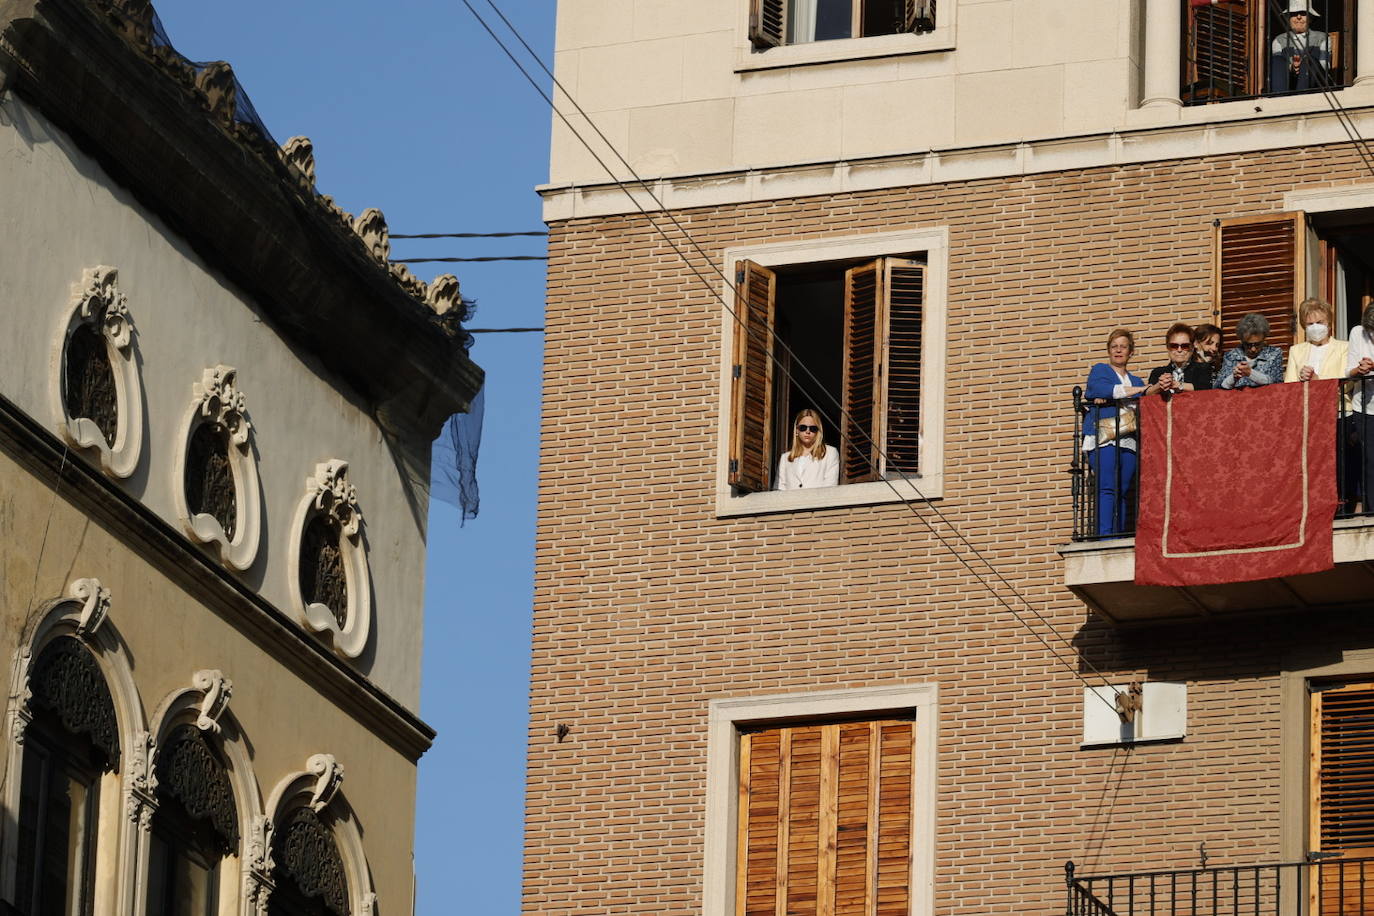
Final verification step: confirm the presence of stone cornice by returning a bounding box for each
[0,0,482,439]
[0,392,436,763]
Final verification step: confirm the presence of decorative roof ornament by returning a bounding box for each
[195,61,237,128]
[281,136,316,186]
[352,208,390,262]
[426,274,463,317]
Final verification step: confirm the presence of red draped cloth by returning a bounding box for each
[1134,379,1340,586]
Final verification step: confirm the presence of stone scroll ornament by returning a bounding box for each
[288,461,372,659]
[52,266,145,478]
[173,366,262,570]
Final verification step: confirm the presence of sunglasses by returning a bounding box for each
[796,424,820,433]
[1167,342,1192,351]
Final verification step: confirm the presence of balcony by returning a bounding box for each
[1061,383,1374,625]
[1066,856,1374,915]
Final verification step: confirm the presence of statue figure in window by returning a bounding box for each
[1269,0,1330,93]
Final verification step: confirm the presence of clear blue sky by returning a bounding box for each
[155,3,554,912]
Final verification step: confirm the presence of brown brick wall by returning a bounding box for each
[526,141,1374,915]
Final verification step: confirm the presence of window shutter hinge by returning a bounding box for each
[732,364,742,379]
[736,267,745,285]
[729,459,739,474]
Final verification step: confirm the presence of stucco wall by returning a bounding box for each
[0,444,416,912]
[549,0,1143,184]
[0,96,428,709]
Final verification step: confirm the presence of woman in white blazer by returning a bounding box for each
[775,408,839,490]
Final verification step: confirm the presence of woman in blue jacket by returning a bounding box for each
[1084,328,1158,536]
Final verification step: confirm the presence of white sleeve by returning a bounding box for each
[1350,330,1374,373]
[822,447,840,487]
[1111,383,1129,399]
[775,454,791,490]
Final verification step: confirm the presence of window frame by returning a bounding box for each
[703,685,938,916]
[716,228,948,517]
[733,0,955,73]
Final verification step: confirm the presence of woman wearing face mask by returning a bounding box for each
[1219,312,1285,390]
[1347,304,1374,511]
[1148,322,1213,394]
[1285,299,1347,383]
[775,407,839,490]
[1192,323,1223,387]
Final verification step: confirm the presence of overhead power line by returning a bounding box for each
[391,231,548,239]
[466,0,1127,711]
[468,327,545,333]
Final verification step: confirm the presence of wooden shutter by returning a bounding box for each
[1184,0,1257,101]
[737,718,916,916]
[842,262,884,485]
[1311,682,1374,914]
[902,0,936,34]
[1214,213,1306,356]
[730,260,776,493]
[750,0,787,49]
[884,260,924,477]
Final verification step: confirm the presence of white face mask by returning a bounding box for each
[1306,322,1330,343]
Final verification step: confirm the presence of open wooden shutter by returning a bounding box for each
[1311,682,1374,914]
[884,259,924,477]
[842,261,884,484]
[737,718,916,916]
[730,260,776,493]
[1184,0,1257,101]
[902,0,936,34]
[1214,213,1306,355]
[750,0,787,49]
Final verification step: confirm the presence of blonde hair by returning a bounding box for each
[787,408,828,462]
[1298,296,1334,327]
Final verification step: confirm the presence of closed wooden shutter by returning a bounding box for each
[1214,213,1306,356]
[1185,0,1257,101]
[842,261,884,485]
[883,260,924,477]
[1311,682,1374,914]
[902,0,936,34]
[730,260,776,493]
[750,0,788,49]
[737,718,916,916]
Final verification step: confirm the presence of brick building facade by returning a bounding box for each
[528,1,1374,913]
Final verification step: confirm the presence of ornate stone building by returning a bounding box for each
[530,1,1374,914]
[0,1,480,913]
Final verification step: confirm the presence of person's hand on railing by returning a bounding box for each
[1351,356,1374,377]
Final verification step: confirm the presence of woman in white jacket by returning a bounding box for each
[776,408,839,490]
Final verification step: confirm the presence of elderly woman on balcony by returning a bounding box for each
[1285,298,1347,383]
[1219,313,1285,390]
[1084,328,1161,537]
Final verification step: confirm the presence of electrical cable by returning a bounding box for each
[468,327,545,333]
[467,0,1129,709]
[391,231,547,239]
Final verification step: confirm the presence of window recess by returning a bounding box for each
[1310,681,1374,914]
[728,256,925,494]
[1184,0,1353,105]
[749,0,935,50]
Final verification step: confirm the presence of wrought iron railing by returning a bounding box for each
[1069,379,1374,542]
[1067,855,1374,915]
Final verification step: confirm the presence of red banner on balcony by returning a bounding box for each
[1134,379,1340,586]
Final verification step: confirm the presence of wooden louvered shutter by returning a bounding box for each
[884,260,924,477]
[737,718,916,916]
[1185,0,1258,101]
[902,0,936,34]
[842,261,884,484]
[750,0,788,49]
[730,260,776,493]
[1311,682,1374,914]
[1214,213,1306,357]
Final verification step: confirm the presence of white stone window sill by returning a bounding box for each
[1126,81,1374,129]
[715,472,943,517]
[734,27,954,73]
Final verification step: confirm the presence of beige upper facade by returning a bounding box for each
[546,0,1374,219]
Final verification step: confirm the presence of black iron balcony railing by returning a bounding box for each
[1067,856,1374,915]
[1069,378,1374,543]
